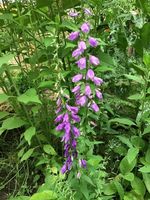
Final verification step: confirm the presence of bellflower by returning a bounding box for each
[89,37,98,47]
[84,8,92,16]
[72,85,80,94]
[69,11,78,17]
[72,126,80,138]
[78,41,86,51]
[72,48,82,58]
[61,163,67,174]
[93,77,103,86]
[63,113,69,122]
[76,57,86,69]
[81,22,90,33]
[56,122,65,131]
[66,104,79,114]
[72,74,83,83]
[72,114,80,122]
[68,31,79,41]
[91,102,99,112]
[89,55,100,66]
[86,69,95,80]
[78,95,87,106]
[79,159,87,168]
[95,89,103,100]
[55,113,64,123]
[85,85,92,97]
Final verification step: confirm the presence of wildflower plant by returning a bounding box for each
[55,8,103,175]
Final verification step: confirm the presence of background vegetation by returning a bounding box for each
[0,0,150,199]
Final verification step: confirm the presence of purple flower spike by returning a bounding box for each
[72,74,83,83]
[72,85,80,94]
[93,77,103,86]
[61,163,67,174]
[56,122,65,131]
[89,55,100,66]
[81,22,90,33]
[71,114,80,122]
[79,159,87,168]
[55,106,62,114]
[72,126,80,138]
[78,41,86,51]
[85,85,92,97]
[87,69,95,80]
[78,96,87,106]
[55,114,64,123]
[84,8,92,15]
[91,102,99,112]
[76,57,86,69]
[89,37,98,47]
[68,31,79,41]
[95,90,103,100]
[72,48,82,58]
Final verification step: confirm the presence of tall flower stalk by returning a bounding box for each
[55,8,103,175]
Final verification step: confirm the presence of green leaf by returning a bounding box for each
[117,136,133,148]
[61,20,79,31]
[131,176,146,196]
[0,53,14,67]
[128,93,143,100]
[119,157,136,175]
[0,93,9,103]
[127,148,139,163]
[1,116,26,130]
[38,81,54,89]
[82,175,95,187]
[0,111,9,120]
[109,118,136,126]
[24,127,36,145]
[104,182,117,195]
[21,148,34,162]
[17,88,42,104]
[143,173,150,193]
[121,173,134,182]
[143,52,150,68]
[43,145,57,155]
[145,147,150,163]
[114,180,124,200]
[124,74,145,84]
[30,190,57,200]
[143,125,150,135]
[139,165,150,173]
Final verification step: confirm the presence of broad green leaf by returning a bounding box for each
[43,145,57,155]
[143,125,150,135]
[2,116,26,130]
[87,155,102,168]
[145,147,150,163]
[38,81,54,89]
[82,175,95,187]
[127,148,139,163]
[17,88,42,104]
[61,20,79,31]
[128,94,143,100]
[0,111,9,120]
[131,176,146,196]
[21,148,34,162]
[114,180,124,200]
[0,53,14,67]
[143,52,150,68]
[124,74,145,84]
[104,182,117,195]
[143,173,150,193]
[0,93,9,103]
[131,136,145,149]
[119,157,136,175]
[24,127,36,145]
[110,118,136,126]
[121,173,134,182]
[30,190,57,200]
[117,136,133,148]
[80,182,89,200]
[139,165,150,173]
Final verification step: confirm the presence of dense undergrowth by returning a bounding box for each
[0,0,150,200]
